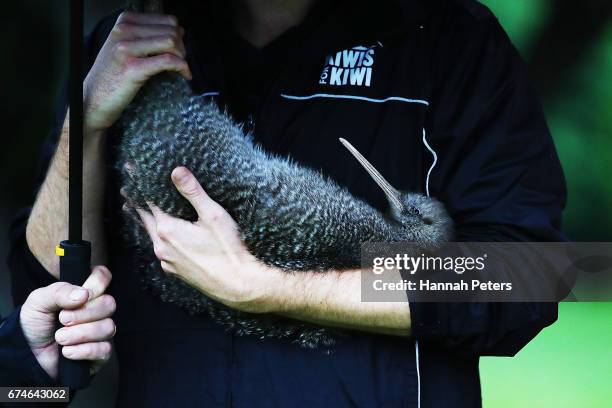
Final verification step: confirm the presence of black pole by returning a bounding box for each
[56,0,92,390]
[69,0,83,242]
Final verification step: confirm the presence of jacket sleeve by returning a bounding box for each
[409,14,567,356]
[8,13,120,306]
[0,307,57,386]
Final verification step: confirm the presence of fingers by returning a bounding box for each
[116,35,187,60]
[147,202,169,221]
[129,52,192,81]
[114,23,184,41]
[135,207,174,263]
[62,341,113,362]
[117,11,178,27]
[160,260,177,274]
[123,162,136,177]
[171,167,214,220]
[170,167,239,246]
[84,11,188,134]
[111,12,191,81]
[120,187,136,209]
[120,163,139,210]
[82,265,112,300]
[25,282,89,313]
[59,294,116,326]
[136,207,158,239]
[55,318,116,347]
[53,266,116,364]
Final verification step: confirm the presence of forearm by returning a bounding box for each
[26,112,107,279]
[129,165,412,337]
[271,268,411,337]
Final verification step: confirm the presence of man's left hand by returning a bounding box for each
[128,166,284,314]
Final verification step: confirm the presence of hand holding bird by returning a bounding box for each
[127,166,284,314]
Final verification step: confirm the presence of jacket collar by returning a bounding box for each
[173,0,428,92]
[300,0,427,58]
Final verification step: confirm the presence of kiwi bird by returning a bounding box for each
[117,1,453,349]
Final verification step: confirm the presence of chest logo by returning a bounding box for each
[319,43,382,87]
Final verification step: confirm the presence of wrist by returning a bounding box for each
[84,128,107,148]
[238,262,294,314]
[257,265,307,315]
[62,110,106,145]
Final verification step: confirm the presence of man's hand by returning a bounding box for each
[129,167,281,313]
[84,11,192,135]
[19,266,116,380]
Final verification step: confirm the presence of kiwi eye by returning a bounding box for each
[408,206,421,217]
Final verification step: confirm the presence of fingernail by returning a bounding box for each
[124,163,136,179]
[70,288,87,301]
[172,167,189,183]
[63,347,74,358]
[59,311,74,325]
[55,329,68,344]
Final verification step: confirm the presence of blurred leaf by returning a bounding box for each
[479,0,551,55]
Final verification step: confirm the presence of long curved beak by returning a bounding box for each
[339,138,404,212]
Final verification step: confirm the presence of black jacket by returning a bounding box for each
[8,0,566,406]
[0,308,58,387]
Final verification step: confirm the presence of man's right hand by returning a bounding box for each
[83,11,192,136]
